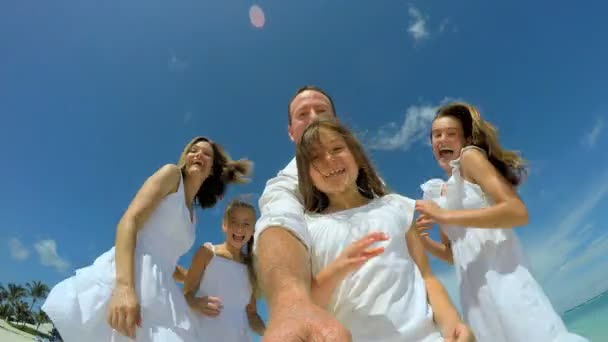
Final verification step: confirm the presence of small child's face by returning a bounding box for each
[223,207,255,250]
[431,116,467,173]
[308,128,359,197]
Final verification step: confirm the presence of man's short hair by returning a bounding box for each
[287,85,337,124]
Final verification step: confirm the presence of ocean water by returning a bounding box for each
[563,293,608,341]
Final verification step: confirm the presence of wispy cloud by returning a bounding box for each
[524,169,608,311]
[34,239,71,273]
[581,117,603,148]
[365,99,450,150]
[8,238,30,261]
[407,7,429,41]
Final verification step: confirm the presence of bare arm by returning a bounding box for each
[115,164,181,288]
[256,228,312,314]
[406,222,462,333]
[311,232,387,308]
[442,149,528,228]
[246,293,266,336]
[182,246,213,304]
[419,230,454,264]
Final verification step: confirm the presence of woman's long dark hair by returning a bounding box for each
[433,103,527,186]
[177,136,253,208]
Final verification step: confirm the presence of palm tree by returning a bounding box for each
[6,283,26,322]
[26,281,50,313]
[33,309,50,331]
[0,284,11,320]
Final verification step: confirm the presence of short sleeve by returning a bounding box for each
[385,194,416,232]
[253,158,312,252]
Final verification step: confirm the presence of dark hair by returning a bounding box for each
[287,85,337,124]
[296,119,386,213]
[178,137,253,208]
[223,199,259,297]
[433,102,527,186]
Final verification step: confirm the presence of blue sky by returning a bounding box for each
[1,0,607,340]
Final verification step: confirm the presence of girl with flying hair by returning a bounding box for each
[182,198,265,341]
[42,137,252,342]
[295,119,474,342]
[416,102,586,341]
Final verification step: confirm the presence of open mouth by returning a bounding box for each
[438,147,455,159]
[232,234,245,243]
[323,168,346,178]
[191,160,204,167]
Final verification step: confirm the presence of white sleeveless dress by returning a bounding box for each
[421,146,587,342]
[194,244,253,342]
[307,194,443,342]
[42,174,200,342]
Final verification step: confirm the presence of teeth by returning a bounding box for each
[324,169,345,177]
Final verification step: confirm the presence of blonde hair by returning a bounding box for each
[296,119,386,213]
[223,199,260,297]
[434,102,527,186]
[178,136,253,208]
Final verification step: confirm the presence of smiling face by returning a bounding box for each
[222,206,255,250]
[431,116,468,173]
[288,89,336,144]
[184,140,214,180]
[307,127,360,197]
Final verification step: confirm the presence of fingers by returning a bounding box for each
[349,232,388,253]
[125,306,139,338]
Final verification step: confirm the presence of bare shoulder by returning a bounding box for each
[460,147,488,166]
[149,164,182,192]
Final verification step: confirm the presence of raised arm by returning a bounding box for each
[311,232,387,308]
[109,164,181,338]
[406,221,473,341]
[418,149,528,229]
[254,161,351,341]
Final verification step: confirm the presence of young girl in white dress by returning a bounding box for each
[293,119,474,342]
[182,199,265,341]
[42,136,252,342]
[416,102,587,342]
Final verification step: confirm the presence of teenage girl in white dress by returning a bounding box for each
[416,102,587,342]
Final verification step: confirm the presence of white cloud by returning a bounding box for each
[408,7,429,41]
[34,239,71,273]
[524,170,608,312]
[365,99,449,150]
[581,117,603,148]
[8,238,30,261]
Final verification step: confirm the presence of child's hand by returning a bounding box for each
[415,214,436,237]
[192,296,224,317]
[444,322,475,342]
[330,232,388,277]
[415,200,447,223]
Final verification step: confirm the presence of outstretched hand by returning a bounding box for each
[330,232,388,277]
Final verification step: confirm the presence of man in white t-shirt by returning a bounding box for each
[254,86,351,342]
[254,86,471,342]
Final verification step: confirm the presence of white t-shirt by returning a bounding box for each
[254,158,312,250]
[305,194,442,342]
